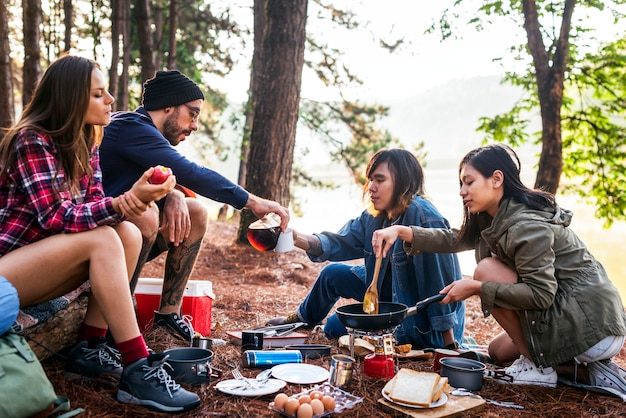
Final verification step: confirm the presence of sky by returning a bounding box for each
[213,0,625,104]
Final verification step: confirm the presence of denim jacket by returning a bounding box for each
[308,196,465,348]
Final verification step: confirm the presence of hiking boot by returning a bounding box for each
[117,353,200,413]
[266,312,303,327]
[66,339,123,381]
[154,311,194,341]
[485,355,557,387]
[587,359,626,394]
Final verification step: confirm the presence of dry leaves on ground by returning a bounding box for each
[43,220,626,417]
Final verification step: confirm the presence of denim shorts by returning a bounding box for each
[0,276,19,334]
[575,335,626,363]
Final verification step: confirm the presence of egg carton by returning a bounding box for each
[268,382,363,417]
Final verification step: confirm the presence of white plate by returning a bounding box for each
[215,378,286,397]
[271,363,330,384]
[381,388,448,409]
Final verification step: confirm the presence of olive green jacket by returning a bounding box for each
[404,197,626,367]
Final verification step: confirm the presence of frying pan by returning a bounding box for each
[336,293,446,330]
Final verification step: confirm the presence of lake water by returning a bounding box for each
[201,155,626,305]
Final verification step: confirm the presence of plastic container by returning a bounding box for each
[269,382,363,417]
[135,278,215,336]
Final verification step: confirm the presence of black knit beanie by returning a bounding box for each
[142,70,205,110]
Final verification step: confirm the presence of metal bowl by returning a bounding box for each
[439,357,486,391]
[284,344,332,360]
[162,347,220,385]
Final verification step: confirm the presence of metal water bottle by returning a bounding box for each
[242,350,303,369]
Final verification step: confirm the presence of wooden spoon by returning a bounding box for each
[362,254,383,314]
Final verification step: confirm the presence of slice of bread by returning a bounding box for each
[389,368,441,407]
[382,375,397,396]
[431,376,448,403]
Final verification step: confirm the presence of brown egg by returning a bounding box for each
[321,395,336,411]
[309,390,323,400]
[310,398,324,415]
[298,394,311,404]
[284,398,300,416]
[273,393,289,410]
[296,403,313,418]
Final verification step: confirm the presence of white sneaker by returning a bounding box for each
[587,360,626,394]
[485,355,558,387]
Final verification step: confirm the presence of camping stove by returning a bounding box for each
[361,332,397,379]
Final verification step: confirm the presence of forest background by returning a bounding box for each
[1,0,626,299]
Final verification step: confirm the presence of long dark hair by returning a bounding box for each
[363,148,426,220]
[0,55,100,192]
[455,143,556,246]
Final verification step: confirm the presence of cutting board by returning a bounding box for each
[378,390,486,418]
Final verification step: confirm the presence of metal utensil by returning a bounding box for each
[451,388,524,410]
[224,368,273,391]
[231,368,273,390]
[253,322,306,337]
[363,254,383,314]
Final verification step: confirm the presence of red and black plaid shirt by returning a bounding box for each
[0,129,123,256]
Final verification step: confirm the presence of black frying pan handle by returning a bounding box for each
[405,293,447,317]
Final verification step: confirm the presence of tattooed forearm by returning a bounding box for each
[306,235,323,257]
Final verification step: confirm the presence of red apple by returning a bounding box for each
[149,165,173,184]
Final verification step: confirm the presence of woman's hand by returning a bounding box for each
[440,279,482,304]
[116,191,148,218]
[130,167,176,204]
[372,225,413,258]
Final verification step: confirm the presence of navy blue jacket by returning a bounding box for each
[100,107,248,208]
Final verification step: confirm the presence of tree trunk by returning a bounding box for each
[238,0,268,187]
[119,0,130,110]
[522,0,574,194]
[109,0,120,110]
[153,1,163,70]
[23,0,42,107]
[0,0,13,128]
[22,294,88,361]
[167,0,178,69]
[238,0,307,243]
[63,0,72,52]
[135,0,155,83]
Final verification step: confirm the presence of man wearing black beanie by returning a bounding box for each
[100,70,289,341]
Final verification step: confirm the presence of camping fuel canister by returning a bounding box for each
[363,334,396,378]
[242,350,302,368]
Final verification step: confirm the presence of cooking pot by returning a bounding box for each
[439,357,486,391]
[336,293,446,330]
[162,347,222,386]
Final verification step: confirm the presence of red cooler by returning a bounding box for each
[135,278,215,336]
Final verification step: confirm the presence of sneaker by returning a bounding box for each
[66,338,123,381]
[154,311,194,341]
[485,355,558,387]
[605,359,626,380]
[117,353,201,413]
[587,359,626,393]
[266,312,303,327]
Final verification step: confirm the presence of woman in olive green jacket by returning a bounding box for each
[372,144,626,394]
